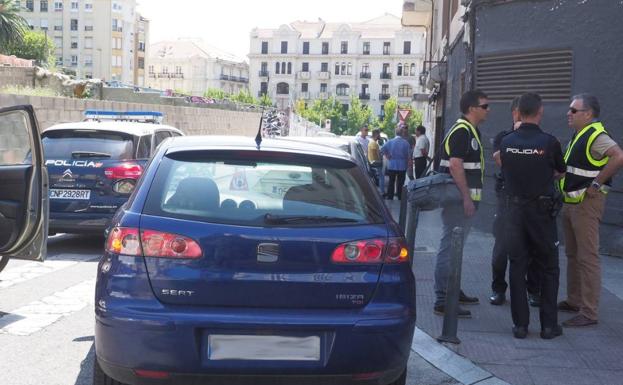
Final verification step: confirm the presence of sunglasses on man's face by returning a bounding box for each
[477,104,489,110]
[569,107,589,114]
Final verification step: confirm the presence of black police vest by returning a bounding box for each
[439,118,484,201]
[560,122,610,203]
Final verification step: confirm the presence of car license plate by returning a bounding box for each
[208,334,320,361]
[49,189,91,200]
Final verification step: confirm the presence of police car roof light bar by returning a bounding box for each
[84,110,164,124]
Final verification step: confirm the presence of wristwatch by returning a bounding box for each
[590,180,602,190]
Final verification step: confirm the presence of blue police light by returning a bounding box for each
[84,110,164,124]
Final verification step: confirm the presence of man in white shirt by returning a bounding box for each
[356,125,370,160]
[413,125,430,178]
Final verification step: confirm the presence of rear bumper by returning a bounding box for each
[95,306,416,385]
[49,212,113,234]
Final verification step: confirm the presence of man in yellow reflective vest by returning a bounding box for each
[559,93,623,327]
[433,90,489,318]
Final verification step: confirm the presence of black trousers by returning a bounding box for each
[414,157,428,179]
[386,169,406,200]
[491,194,541,294]
[506,200,560,329]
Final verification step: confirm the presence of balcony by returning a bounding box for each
[220,74,249,83]
[359,93,370,100]
[148,73,156,79]
[170,73,184,79]
[112,27,123,32]
[379,93,391,100]
[317,71,331,80]
[258,70,269,77]
[156,73,183,79]
[360,72,371,79]
[380,72,392,80]
[297,71,311,80]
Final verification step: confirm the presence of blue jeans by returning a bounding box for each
[434,202,475,306]
[372,163,384,196]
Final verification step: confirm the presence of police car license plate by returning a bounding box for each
[207,334,320,361]
[49,189,91,200]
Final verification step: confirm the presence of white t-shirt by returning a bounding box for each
[356,135,370,157]
[413,135,430,158]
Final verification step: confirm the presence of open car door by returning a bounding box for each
[0,105,48,263]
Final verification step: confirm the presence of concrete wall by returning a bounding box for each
[0,67,35,88]
[0,93,262,136]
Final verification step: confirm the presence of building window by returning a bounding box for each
[403,41,411,54]
[71,39,78,49]
[70,19,78,31]
[71,55,78,66]
[260,82,268,94]
[85,2,93,11]
[84,55,93,66]
[112,19,121,32]
[162,66,168,74]
[399,85,412,97]
[71,1,78,11]
[84,25,93,31]
[363,42,370,55]
[281,41,288,54]
[302,62,309,72]
[320,83,327,93]
[303,41,309,54]
[381,84,389,95]
[276,82,289,95]
[287,62,292,74]
[54,24,62,31]
[341,41,348,54]
[383,42,391,55]
[334,63,339,75]
[40,19,48,30]
[321,62,328,72]
[361,63,369,74]
[138,41,145,52]
[281,62,286,74]
[321,42,329,55]
[275,62,280,74]
[53,1,62,11]
[175,66,182,74]
[26,0,33,11]
[397,63,403,76]
[301,83,308,92]
[40,0,48,12]
[361,84,369,94]
[336,83,350,96]
[149,65,154,74]
[261,41,268,54]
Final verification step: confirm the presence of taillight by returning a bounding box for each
[331,237,409,264]
[105,227,202,259]
[141,230,202,259]
[105,163,143,180]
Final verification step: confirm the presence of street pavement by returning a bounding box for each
[386,199,623,385]
[0,233,457,385]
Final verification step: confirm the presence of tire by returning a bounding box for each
[0,256,9,274]
[93,356,126,385]
[387,368,407,385]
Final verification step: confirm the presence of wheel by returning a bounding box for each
[387,368,407,385]
[0,256,9,274]
[93,356,126,385]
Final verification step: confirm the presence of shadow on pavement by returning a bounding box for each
[74,342,95,385]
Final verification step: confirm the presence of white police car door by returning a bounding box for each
[0,105,48,262]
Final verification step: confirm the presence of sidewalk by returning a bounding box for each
[387,200,623,385]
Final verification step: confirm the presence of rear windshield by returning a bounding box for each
[143,152,384,227]
[42,129,135,159]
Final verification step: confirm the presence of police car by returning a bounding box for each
[43,110,183,235]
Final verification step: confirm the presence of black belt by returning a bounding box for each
[507,195,553,205]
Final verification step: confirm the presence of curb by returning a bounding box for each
[411,328,510,385]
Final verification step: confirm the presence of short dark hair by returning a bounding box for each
[572,93,600,118]
[372,128,381,137]
[518,93,542,117]
[510,96,520,112]
[460,89,488,114]
[416,125,426,135]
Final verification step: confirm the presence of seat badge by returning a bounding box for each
[257,243,279,263]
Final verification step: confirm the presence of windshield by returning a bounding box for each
[143,153,384,227]
[42,129,135,160]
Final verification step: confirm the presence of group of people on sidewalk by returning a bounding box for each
[433,90,623,339]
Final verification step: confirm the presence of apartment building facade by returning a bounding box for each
[403,0,623,255]
[248,14,426,114]
[147,39,249,96]
[18,0,146,83]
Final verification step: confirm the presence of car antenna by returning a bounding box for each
[255,107,264,149]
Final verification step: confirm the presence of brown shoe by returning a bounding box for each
[562,314,598,327]
[557,300,580,313]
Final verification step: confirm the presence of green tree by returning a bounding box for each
[230,89,255,104]
[258,93,273,107]
[296,96,343,134]
[379,97,398,136]
[0,0,27,52]
[204,88,228,100]
[345,95,373,134]
[3,29,55,67]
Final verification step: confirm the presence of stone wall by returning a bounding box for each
[0,67,35,88]
[0,93,262,136]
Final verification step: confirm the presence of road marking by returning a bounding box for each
[0,254,98,289]
[0,279,95,336]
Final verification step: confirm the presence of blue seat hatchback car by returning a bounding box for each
[94,136,416,385]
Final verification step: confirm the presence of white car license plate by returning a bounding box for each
[49,189,91,200]
[208,334,320,361]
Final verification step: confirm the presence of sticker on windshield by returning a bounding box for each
[230,169,249,191]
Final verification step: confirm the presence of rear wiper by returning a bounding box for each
[72,151,112,159]
[264,213,358,225]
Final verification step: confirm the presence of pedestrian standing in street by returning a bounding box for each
[356,125,370,161]
[368,128,385,195]
[380,127,410,200]
[558,93,623,327]
[490,97,542,307]
[403,124,416,181]
[433,90,488,318]
[499,93,566,339]
[413,125,430,178]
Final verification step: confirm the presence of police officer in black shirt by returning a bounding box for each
[499,93,566,340]
[490,97,541,307]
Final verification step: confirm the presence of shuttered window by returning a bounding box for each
[476,49,573,102]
